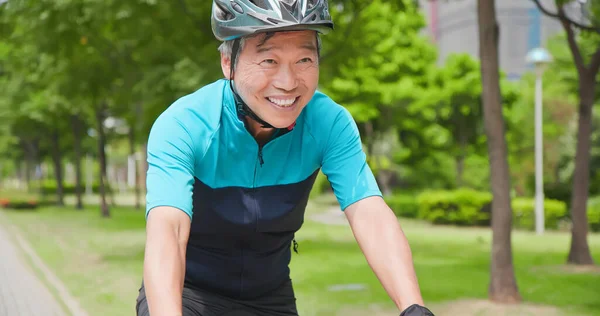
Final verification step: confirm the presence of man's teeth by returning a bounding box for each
[268,97,295,107]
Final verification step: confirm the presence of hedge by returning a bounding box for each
[40,181,104,195]
[511,197,567,230]
[0,198,39,210]
[385,189,574,231]
[384,194,419,218]
[586,197,600,232]
[416,189,492,226]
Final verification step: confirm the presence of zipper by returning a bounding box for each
[254,129,280,171]
[253,144,262,188]
[258,145,264,166]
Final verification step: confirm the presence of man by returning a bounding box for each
[137,0,434,315]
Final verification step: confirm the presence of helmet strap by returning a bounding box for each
[229,38,275,129]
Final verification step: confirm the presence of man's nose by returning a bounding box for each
[273,64,299,91]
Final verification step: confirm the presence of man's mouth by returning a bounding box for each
[266,96,299,108]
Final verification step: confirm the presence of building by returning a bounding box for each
[418,0,583,80]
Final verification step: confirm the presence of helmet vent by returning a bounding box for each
[249,0,269,10]
[231,1,244,14]
[266,17,280,24]
[214,2,235,21]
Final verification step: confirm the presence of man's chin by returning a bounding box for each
[268,120,296,129]
[261,115,298,129]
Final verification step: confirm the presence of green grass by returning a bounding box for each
[1,200,600,316]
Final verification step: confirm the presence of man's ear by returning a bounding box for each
[221,52,232,79]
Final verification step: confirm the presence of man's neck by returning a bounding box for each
[245,116,275,145]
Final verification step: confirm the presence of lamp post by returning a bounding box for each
[526,47,553,235]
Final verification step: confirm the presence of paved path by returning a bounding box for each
[0,217,67,316]
[309,206,348,226]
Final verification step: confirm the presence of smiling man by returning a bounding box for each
[137,1,434,316]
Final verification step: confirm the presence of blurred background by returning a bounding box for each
[0,0,599,315]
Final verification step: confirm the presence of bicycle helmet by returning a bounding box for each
[211,0,334,41]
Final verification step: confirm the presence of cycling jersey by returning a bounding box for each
[145,78,382,300]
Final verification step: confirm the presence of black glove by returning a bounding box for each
[399,304,434,316]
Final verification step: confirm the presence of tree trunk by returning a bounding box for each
[71,114,84,210]
[24,143,33,192]
[567,80,595,265]
[128,127,141,210]
[24,154,31,192]
[95,105,110,218]
[139,141,148,202]
[364,122,374,158]
[477,0,521,303]
[21,140,37,192]
[376,169,393,196]
[16,159,25,189]
[50,130,65,206]
[28,141,40,193]
[107,166,117,207]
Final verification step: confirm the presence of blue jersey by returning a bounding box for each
[145,79,381,299]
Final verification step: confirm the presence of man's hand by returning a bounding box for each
[400,304,435,316]
[144,206,191,316]
[344,196,428,312]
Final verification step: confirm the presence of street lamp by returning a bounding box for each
[526,47,553,235]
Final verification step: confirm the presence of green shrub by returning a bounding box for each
[416,189,492,226]
[587,196,600,232]
[544,182,572,210]
[384,194,419,218]
[40,181,102,195]
[0,198,38,210]
[414,189,569,231]
[511,198,567,230]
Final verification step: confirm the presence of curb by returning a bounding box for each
[0,212,89,316]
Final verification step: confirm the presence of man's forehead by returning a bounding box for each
[250,31,318,51]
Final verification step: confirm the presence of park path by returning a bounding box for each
[309,205,348,226]
[0,214,68,316]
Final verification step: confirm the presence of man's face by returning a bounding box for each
[222,30,320,129]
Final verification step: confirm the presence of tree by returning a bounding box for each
[319,0,442,191]
[531,0,600,265]
[478,0,522,303]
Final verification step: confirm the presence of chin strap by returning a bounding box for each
[229,81,275,129]
[229,38,275,129]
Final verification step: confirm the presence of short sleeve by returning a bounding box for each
[145,112,198,221]
[321,108,382,211]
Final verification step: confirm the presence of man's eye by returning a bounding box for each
[262,59,277,65]
[298,58,313,63]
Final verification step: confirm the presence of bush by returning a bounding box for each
[587,196,600,232]
[40,181,101,195]
[416,188,492,226]
[0,198,38,210]
[544,182,572,210]
[384,194,419,218]
[511,198,567,230]
[414,189,569,231]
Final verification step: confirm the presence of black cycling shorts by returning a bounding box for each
[135,280,299,316]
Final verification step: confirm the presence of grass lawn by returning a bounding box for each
[1,197,600,316]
